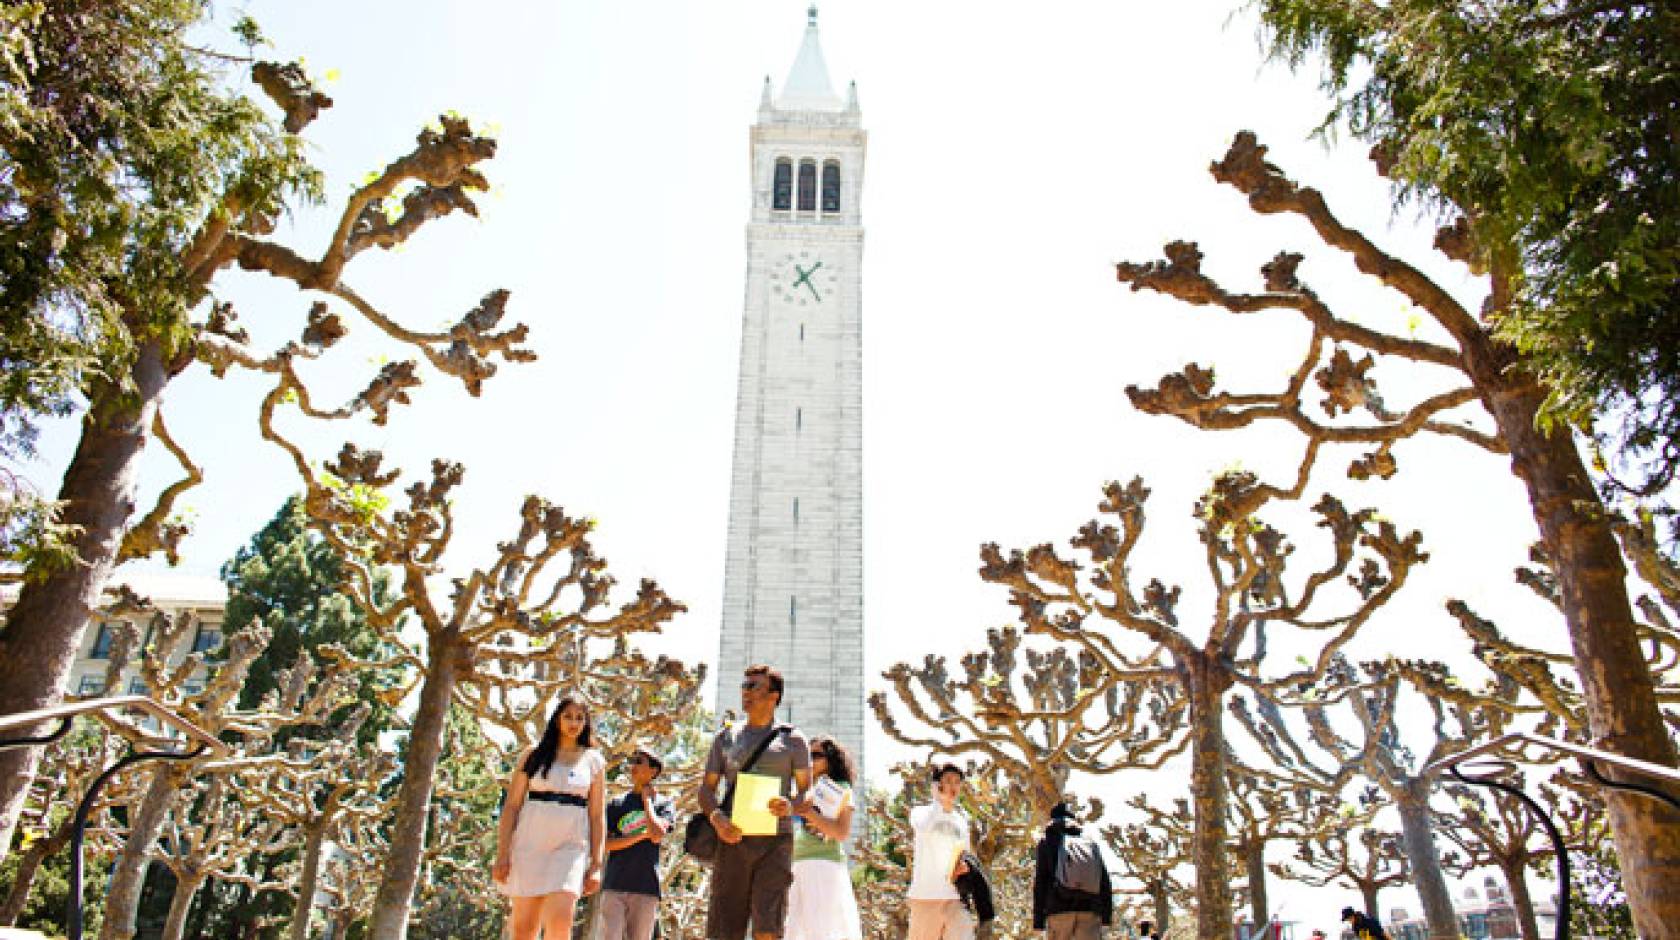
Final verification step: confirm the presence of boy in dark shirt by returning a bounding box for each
[600,748,675,940]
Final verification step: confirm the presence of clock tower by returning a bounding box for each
[718,5,866,779]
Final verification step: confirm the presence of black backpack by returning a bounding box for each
[1055,832,1104,897]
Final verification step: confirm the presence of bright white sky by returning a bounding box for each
[23,0,1583,930]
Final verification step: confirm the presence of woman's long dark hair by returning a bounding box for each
[523,695,593,778]
[811,737,856,785]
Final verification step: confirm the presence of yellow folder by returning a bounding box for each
[731,772,781,836]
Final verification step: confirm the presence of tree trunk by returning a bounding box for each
[0,341,172,862]
[367,637,461,940]
[1393,785,1456,940]
[0,819,69,924]
[99,763,186,940]
[1151,882,1171,935]
[288,819,329,940]
[1466,336,1680,939]
[158,872,202,940]
[1501,858,1541,940]
[1245,838,1268,932]
[1186,662,1233,940]
[1360,884,1381,926]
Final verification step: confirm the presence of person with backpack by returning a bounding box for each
[1340,906,1388,940]
[1031,802,1112,939]
[697,665,813,940]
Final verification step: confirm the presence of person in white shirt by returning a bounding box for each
[906,763,973,940]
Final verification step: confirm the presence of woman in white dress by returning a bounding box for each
[493,696,607,940]
[786,737,862,940]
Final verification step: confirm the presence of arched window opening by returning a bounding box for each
[772,159,793,210]
[821,161,841,212]
[797,160,817,211]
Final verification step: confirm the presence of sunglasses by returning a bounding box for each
[740,680,769,691]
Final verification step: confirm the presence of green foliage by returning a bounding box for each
[0,829,110,938]
[220,496,396,740]
[0,0,321,563]
[1252,1,1680,488]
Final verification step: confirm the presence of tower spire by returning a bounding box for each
[777,4,842,111]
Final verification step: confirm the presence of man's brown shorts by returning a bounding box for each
[707,832,795,939]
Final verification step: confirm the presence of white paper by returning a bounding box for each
[810,777,847,819]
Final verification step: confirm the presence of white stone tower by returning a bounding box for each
[717,5,865,778]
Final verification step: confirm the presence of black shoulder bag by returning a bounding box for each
[682,724,789,863]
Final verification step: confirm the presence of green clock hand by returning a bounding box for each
[792,261,824,302]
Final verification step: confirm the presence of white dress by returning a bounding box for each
[502,749,603,898]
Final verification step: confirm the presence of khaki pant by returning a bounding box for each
[907,899,975,940]
[1046,911,1102,940]
[597,890,659,940]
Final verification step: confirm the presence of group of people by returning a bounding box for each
[488,664,1154,940]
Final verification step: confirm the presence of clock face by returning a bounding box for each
[769,250,839,307]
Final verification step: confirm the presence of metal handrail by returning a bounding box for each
[1420,730,1680,792]
[1420,730,1680,940]
[0,697,225,755]
[0,697,227,940]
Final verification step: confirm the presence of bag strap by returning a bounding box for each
[738,724,790,775]
[719,724,790,808]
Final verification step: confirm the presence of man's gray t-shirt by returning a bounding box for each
[704,722,811,836]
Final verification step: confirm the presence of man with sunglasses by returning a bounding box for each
[699,665,813,940]
[599,747,675,940]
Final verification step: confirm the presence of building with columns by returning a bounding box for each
[716,6,866,780]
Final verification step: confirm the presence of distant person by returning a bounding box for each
[1031,802,1112,939]
[599,747,675,940]
[907,763,974,940]
[1309,930,1328,940]
[494,696,607,940]
[1137,921,1161,940]
[786,736,862,940]
[699,665,813,940]
[1341,907,1388,940]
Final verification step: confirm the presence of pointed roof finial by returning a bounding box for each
[778,4,842,111]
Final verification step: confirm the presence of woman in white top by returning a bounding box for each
[786,737,863,940]
[494,695,607,939]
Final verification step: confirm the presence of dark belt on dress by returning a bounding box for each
[528,791,587,807]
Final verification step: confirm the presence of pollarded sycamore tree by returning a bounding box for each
[1436,774,1559,940]
[1224,764,1364,930]
[1114,130,1680,935]
[972,475,1424,939]
[1270,822,1410,927]
[96,615,355,940]
[262,444,684,940]
[0,10,532,864]
[1101,803,1192,935]
[149,770,296,940]
[1239,656,1546,940]
[234,703,393,940]
[872,622,1183,821]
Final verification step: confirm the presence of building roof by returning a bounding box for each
[777,5,844,112]
[0,570,227,611]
